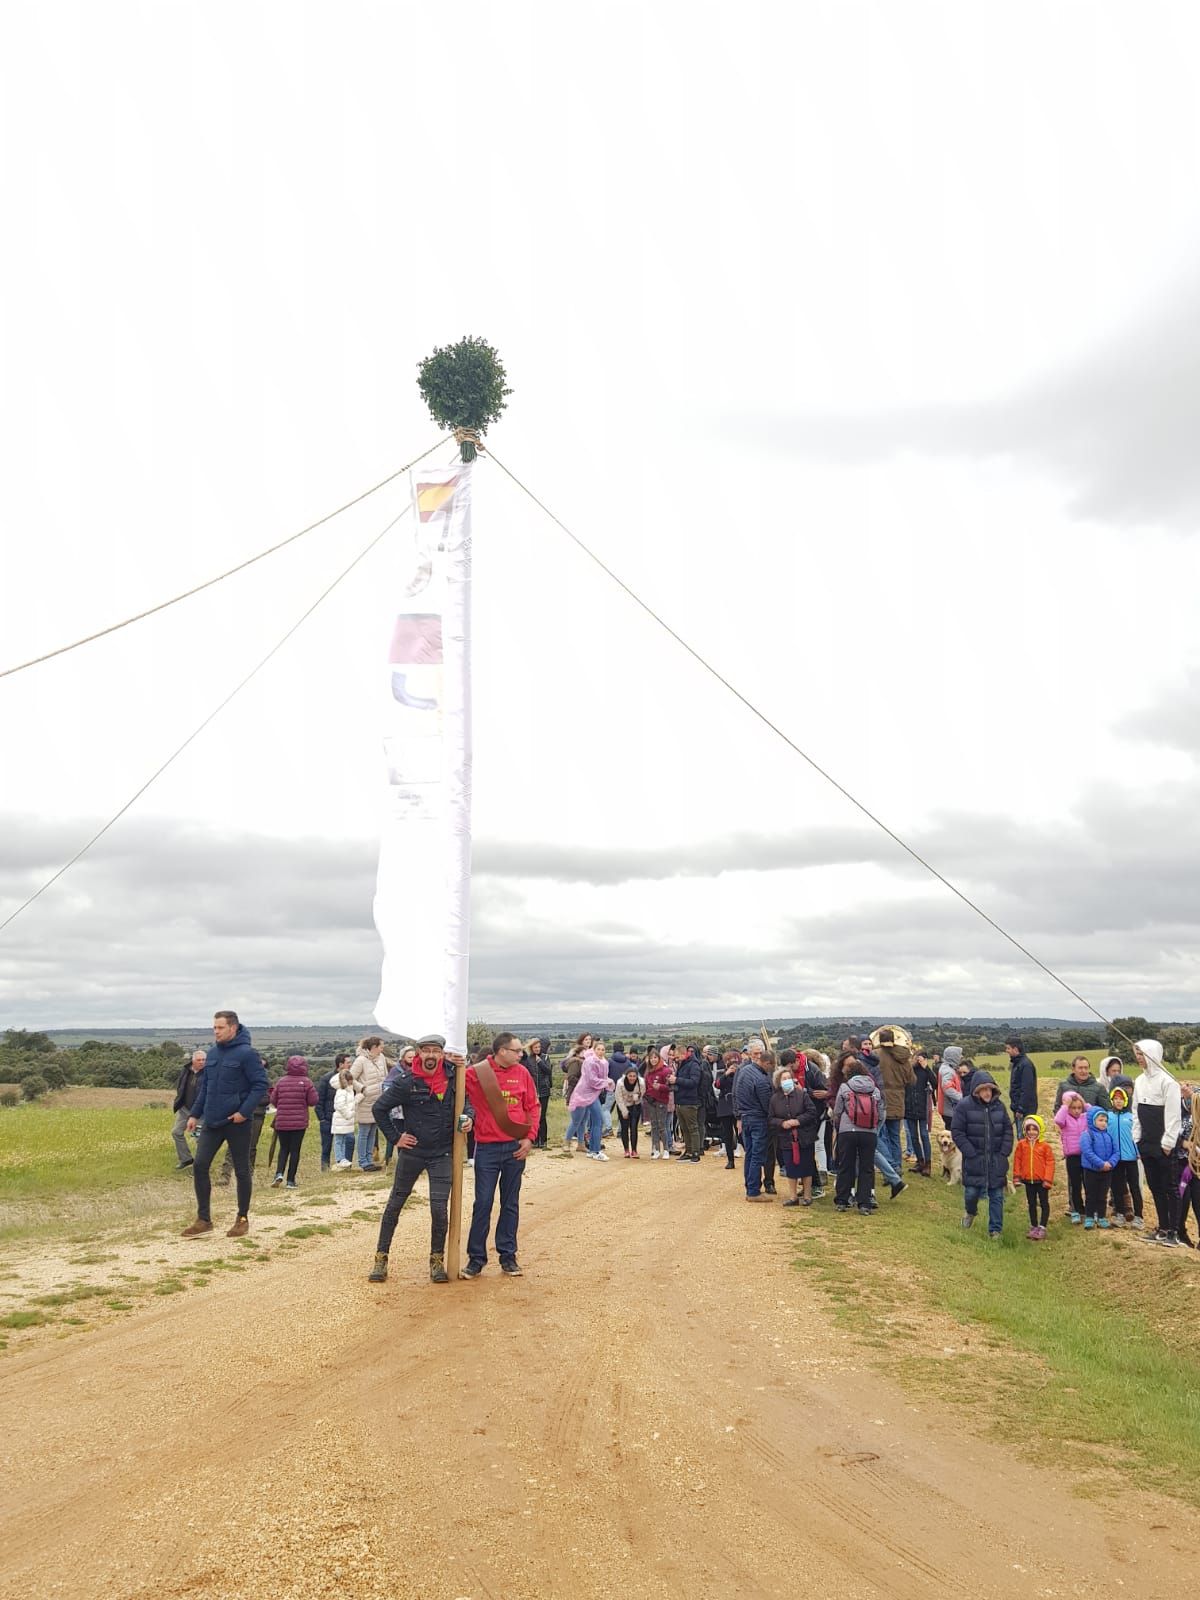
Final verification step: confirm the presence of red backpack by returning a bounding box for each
[845,1087,878,1130]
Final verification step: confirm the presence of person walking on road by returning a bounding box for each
[182,1011,268,1239]
[463,1033,540,1277]
[368,1033,468,1285]
[170,1049,206,1168]
[268,1054,318,1189]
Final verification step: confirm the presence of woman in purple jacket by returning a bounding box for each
[269,1055,319,1189]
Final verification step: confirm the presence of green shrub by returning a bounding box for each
[21,1075,48,1102]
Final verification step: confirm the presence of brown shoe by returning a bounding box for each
[226,1215,249,1238]
[429,1252,449,1284]
[181,1218,213,1238]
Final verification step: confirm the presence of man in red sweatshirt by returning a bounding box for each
[463,1032,540,1278]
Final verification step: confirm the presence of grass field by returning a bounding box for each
[789,1067,1200,1506]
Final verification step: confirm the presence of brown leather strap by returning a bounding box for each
[473,1058,530,1140]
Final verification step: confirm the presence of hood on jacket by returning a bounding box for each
[970,1069,1000,1099]
[1086,1105,1111,1133]
[538,1036,551,1055]
[846,1073,877,1094]
[285,1055,309,1075]
[218,1024,253,1052]
[943,1045,964,1071]
[1108,1075,1135,1106]
[1022,1113,1045,1139]
[1136,1039,1166,1074]
[1098,1055,1123,1078]
[879,1043,912,1068]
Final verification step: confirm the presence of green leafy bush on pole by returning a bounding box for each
[417,336,511,461]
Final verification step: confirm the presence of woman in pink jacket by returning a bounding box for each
[269,1055,319,1189]
[569,1044,612,1162]
[1054,1091,1088,1224]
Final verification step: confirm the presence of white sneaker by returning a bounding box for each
[336,1159,351,1169]
[595,1151,609,1161]
[650,1150,661,1160]
[662,1153,671,1162]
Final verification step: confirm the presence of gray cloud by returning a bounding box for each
[3,782,1199,1024]
[1116,669,1200,757]
[739,270,1200,531]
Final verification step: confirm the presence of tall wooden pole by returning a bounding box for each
[446,1058,468,1279]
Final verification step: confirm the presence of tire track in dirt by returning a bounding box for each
[2,1151,1199,1600]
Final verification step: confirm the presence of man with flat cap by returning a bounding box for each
[367,1032,469,1285]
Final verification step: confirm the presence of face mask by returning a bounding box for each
[780,1078,795,1094]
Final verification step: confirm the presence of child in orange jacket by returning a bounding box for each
[1014,1114,1055,1240]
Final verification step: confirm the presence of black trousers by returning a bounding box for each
[535,1095,551,1147]
[763,1137,777,1190]
[274,1127,306,1181]
[835,1129,875,1208]
[618,1106,641,1152]
[221,1111,265,1180]
[1178,1175,1200,1244]
[195,1119,253,1221]
[1110,1158,1142,1219]
[1082,1168,1111,1220]
[1064,1153,1084,1215]
[1023,1180,1049,1227]
[1140,1147,1179,1234]
[377,1148,452,1255]
[717,1114,738,1161]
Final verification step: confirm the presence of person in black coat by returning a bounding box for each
[368,1034,468,1285]
[904,1051,938,1176]
[1005,1036,1039,1128]
[950,1070,1014,1237]
[715,1053,741,1169]
[170,1050,207,1168]
[524,1037,554,1148]
[768,1066,822,1207]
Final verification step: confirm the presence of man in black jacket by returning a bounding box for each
[170,1050,206,1168]
[368,1033,470,1285]
[673,1046,704,1161]
[316,1054,349,1170]
[1006,1036,1039,1129]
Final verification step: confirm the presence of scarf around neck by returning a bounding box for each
[412,1052,448,1098]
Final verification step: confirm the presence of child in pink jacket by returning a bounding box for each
[1054,1092,1088,1224]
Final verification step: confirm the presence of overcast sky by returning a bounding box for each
[3,1,1200,1027]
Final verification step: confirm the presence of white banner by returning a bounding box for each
[373,459,472,1054]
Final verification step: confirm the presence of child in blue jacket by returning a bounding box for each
[1080,1105,1118,1230]
[1106,1082,1143,1228]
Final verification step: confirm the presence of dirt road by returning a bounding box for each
[2,1151,1195,1599]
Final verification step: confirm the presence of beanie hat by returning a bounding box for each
[1022,1114,1044,1138]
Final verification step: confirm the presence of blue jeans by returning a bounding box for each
[965,1184,1006,1235]
[467,1140,525,1266]
[585,1100,605,1155]
[878,1118,903,1174]
[318,1119,334,1168]
[355,1123,377,1169]
[333,1131,355,1163]
[742,1117,769,1196]
[565,1105,586,1144]
[904,1117,931,1165]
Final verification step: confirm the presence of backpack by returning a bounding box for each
[845,1088,878,1130]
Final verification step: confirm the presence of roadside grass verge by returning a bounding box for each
[789,1168,1200,1505]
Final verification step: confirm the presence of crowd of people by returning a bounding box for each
[171,1014,1200,1277]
